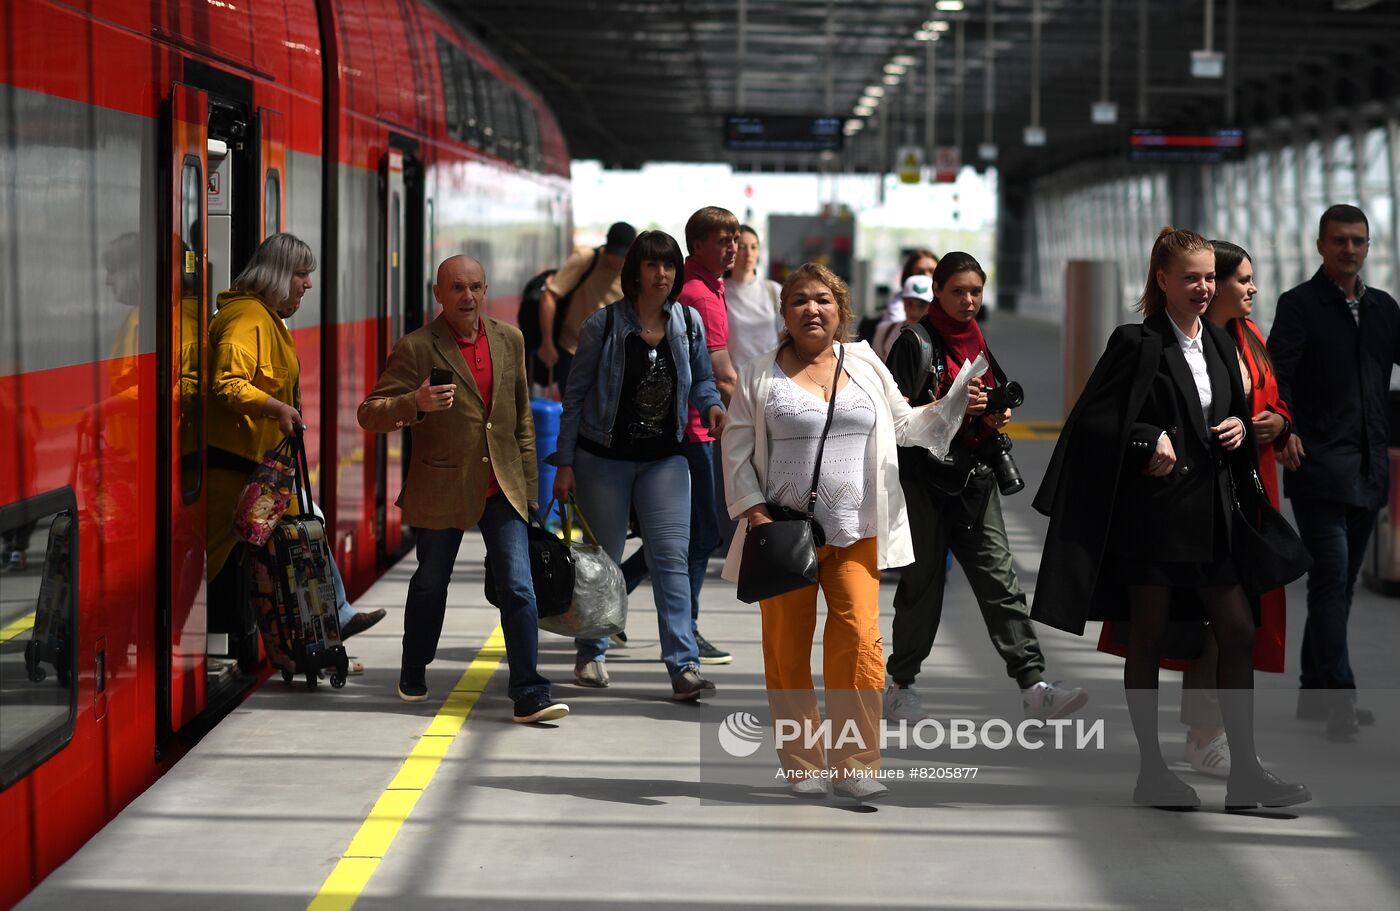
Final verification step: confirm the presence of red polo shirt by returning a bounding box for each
[455,323,500,498]
[680,256,729,442]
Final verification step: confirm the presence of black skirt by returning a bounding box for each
[1110,493,1239,590]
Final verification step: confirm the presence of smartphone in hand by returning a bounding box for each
[429,366,453,388]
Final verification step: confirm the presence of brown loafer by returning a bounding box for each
[341,608,386,640]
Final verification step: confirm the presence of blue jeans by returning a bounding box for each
[311,501,356,628]
[572,448,698,680]
[619,440,720,626]
[1290,496,1378,692]
[404,494,550,702]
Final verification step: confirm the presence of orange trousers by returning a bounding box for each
[759,536,885,780]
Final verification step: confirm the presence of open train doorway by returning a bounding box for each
[158,65,279,746]
[375,138,424,569]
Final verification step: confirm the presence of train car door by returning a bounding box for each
[163,83,210,734]
[375,147,408,567]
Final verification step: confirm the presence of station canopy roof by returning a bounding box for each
[447,0,1400,179]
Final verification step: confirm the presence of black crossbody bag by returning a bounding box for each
[736,345,845,604]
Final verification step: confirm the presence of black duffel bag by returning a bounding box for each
[485,505,574,617]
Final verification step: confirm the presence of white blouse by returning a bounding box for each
[720,340,982,576]
[764,366,878,548]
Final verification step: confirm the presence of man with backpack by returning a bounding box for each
[536,221,636,393]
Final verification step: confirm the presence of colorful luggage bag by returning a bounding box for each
[245,431,349,690]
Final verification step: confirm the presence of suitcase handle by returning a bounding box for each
[291,426,313,518]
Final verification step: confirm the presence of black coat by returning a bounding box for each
[1031,312,1260,635]
[1267,268,1400,509]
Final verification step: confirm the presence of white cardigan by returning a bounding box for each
[720,340,984,580]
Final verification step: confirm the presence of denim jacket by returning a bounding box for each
[553,298,723,465]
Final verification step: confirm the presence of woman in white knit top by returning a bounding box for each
[720,262,985,801]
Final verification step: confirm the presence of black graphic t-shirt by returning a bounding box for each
[579,333,680,462]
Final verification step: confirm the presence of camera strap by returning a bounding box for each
[919,321,1009,395]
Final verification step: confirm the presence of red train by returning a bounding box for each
[0,1,570,904]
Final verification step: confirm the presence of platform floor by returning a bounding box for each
[19,317,1400,911]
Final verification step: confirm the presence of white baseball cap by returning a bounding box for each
[901,274,934,302]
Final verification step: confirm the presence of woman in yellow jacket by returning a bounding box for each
[207,233,383,665]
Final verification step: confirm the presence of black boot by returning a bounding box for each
[1225,768,1312,811]
[1133,768,1201,810]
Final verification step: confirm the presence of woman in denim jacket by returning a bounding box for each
[552,230,726,701]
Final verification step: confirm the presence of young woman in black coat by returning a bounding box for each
[1032,227,1310,811]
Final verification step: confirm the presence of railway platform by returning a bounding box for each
[17,318,1400,911]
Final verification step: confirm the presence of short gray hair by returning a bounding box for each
[230,233,316,309]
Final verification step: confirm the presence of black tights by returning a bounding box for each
[1124,584,1262,780]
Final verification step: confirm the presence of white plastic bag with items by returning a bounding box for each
[537,499,627,639]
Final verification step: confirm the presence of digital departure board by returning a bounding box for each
[1128,127,1246,163]
[724,115,844,153]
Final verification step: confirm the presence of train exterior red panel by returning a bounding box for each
[0,0,570,905]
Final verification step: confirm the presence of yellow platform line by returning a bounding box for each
[0,611,37,644]
[1004,421,1064,441]
[307,625,506,911]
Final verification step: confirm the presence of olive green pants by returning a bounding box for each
[887,477,1046,689]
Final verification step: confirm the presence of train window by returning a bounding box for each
[435,36,463,139]
[0,489,79,790]
[459,53,481,145]
[180,159,205,503]
[264,170,281,237]
[520,102,541,171]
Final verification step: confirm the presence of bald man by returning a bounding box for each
[359,256,568,722]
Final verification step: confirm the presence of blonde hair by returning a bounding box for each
[1137,226,1213,316]
[779,263,855,342]
[230,233,317,312]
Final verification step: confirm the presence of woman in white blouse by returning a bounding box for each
[720,262,983,801]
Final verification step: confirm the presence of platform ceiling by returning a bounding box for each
[447,0,1400,179]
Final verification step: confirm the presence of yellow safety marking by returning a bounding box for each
[307,625,506,911]
[0,611,37,644]
[1004,421,1064,441]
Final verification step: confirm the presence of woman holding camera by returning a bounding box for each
[883,253,1087,725]
[1033,227,1310,810]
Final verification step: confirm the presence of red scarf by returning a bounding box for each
[926,306,994,393]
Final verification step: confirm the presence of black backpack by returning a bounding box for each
[517,268,556,351]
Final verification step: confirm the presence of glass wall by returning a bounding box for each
[1023,107,1400,335]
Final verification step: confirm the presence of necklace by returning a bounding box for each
[789,348,836,399]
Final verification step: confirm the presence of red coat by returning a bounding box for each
[1095,317,1289,673]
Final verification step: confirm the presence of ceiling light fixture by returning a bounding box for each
[893,54,917,66]
[932,20,951,32]
[914,30,936,41]
[936,1,965,11]
[865,85,885,97]
[884,63,907,75]
[882,74,901,85]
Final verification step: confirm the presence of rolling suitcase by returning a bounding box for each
[24,513,75,687]
[246,430,349,690]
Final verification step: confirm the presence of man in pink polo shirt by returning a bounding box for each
[620,207,739,665]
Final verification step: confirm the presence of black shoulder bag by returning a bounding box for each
[736,345,845,604]
[1226,460,1312,597]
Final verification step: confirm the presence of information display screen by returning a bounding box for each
[724,115,844,153]
[1128,127,1246,163]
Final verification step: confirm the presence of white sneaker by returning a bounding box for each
[1022,680,1089,720]
[833,775,889,802]
[788,776,828,799]
[884,683,930,724]
[1184,732,1232,778]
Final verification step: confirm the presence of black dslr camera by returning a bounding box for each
[976,380,1025,496]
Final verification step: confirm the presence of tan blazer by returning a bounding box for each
[358,314,537,529]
